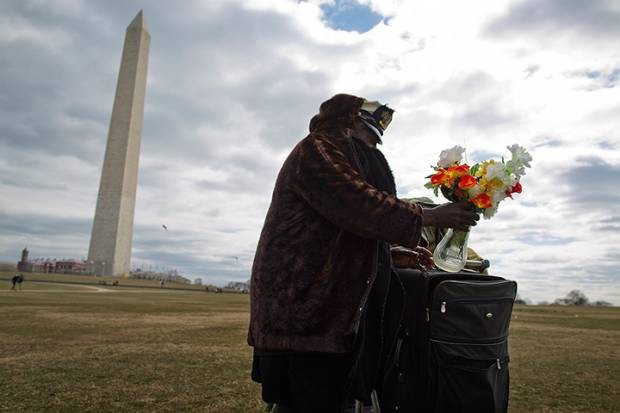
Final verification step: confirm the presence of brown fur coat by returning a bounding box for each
[248,94,424,353]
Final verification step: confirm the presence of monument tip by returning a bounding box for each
[128,10,148,31]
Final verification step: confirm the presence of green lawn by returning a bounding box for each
[0,281,618,412]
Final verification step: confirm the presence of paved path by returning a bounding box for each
[1,282,205,294]
[1,282,113,293]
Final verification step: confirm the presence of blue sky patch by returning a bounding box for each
[515,235,576,246]
[469,149,501,163]
[320,1,383,33]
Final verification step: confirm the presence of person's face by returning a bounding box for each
[350,119,381,146]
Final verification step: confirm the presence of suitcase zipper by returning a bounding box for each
[430,338,507,346]
[437,279,513,287]
[430,332,509,344]
[438,297,514,314]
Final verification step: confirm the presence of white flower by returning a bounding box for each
[506,144,532,178]
[484,162,514,188]
[507,144,532,166]
[489,187,508,206]
[466,184,484,198]
[438,145,465,168]
[483,203,499,219]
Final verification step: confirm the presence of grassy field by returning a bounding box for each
[0,279,618,412]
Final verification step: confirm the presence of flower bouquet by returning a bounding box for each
[424,144,532,272]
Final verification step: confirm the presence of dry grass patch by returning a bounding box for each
[508,305,619,413]
[0,288,261,412]
[1,289,618,412]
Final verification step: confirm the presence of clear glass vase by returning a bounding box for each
[433,228,470,272]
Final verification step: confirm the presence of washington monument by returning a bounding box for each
[88,11,150,277]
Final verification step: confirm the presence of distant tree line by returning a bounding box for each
[553,289,612,307]
[515,290,612,306]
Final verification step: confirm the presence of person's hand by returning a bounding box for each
[413,246,433,269]
[391,246,434,271]
[422,201,479,231]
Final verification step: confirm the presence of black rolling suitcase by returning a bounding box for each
[379,269,517,413]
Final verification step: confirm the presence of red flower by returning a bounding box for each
[472,193,492,209]
[458,174,477,190]
[505,181,523,198]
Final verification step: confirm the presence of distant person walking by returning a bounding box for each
[10,274,24,291]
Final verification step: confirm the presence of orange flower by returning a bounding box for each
[447,164,470,177]
[430,169,448,186]
[430,164,472,188]
[458,174,477,190]
[472,193,492,209]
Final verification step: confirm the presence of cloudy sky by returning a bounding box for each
[1,0,618,304]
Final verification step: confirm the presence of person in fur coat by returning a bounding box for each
[249,94,479,413]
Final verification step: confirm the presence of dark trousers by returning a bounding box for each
[252,352,353,413]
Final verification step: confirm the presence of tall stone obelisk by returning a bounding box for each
[88,11,150,277]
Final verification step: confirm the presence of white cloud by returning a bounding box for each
[0,0,618,303]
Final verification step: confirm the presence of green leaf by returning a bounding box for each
[470,164,480,176]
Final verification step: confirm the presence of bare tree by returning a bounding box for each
[555,289,589,306]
